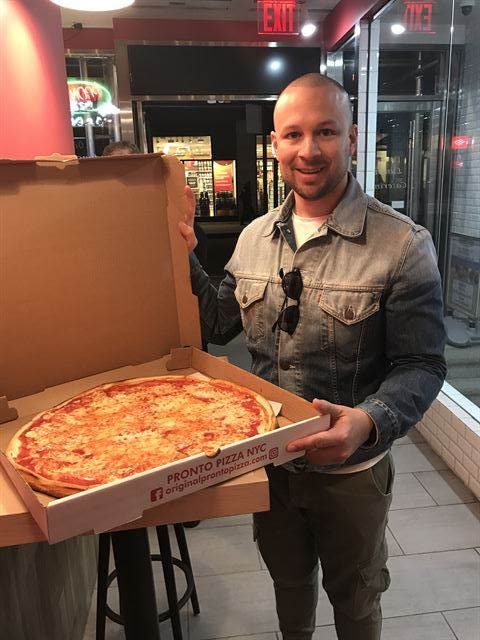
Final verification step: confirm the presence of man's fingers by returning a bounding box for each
[312,398,343,418]
[178,221,198,252]
[183,185,196,226]
[286,429,343,453]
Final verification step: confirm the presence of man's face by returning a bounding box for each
[271,85,357,203]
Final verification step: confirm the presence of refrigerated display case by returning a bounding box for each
[213,160,237,216]
[256,135,286,214]
[153,136,214,216]
[152,137,237,218]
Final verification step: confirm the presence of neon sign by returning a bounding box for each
[403,1,435,34]
[68,79,119,127]
[257,1,298,35]
[451,136,470,150]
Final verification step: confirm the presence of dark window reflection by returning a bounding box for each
[378,50,443,95]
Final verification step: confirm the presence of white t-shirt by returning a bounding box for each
[292,212,328,247]
[291,211,386,475]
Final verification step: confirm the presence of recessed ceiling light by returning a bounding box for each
[50,0,134,10]
[391,23,406,35]
[269,59,282,72]
[301,22,317,37]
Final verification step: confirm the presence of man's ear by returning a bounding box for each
[271,131,278,158]
[349,124,358,156]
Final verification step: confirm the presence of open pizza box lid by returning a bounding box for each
[0,153,328,544]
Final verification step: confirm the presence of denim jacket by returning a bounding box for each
[190,174,447,470]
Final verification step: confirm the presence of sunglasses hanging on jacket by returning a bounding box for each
[272,267,303,336]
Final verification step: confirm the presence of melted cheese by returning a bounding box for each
[16,377,270,488]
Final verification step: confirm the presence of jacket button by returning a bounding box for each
[344,306,355,320]
[242,294,248,304]
[279,358,291,370]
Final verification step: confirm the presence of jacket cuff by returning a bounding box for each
[189,251,202,273]
[356,398,398,449]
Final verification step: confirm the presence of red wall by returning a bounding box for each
[0,0,74,159]
[323,0,389,50]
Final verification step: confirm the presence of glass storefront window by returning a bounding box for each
[378,50,444,95]
[442,1,480,407]
[65,55,119,157]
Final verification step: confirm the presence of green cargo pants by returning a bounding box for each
[253,453,394,640]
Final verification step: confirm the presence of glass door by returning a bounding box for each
[375,100,443,238]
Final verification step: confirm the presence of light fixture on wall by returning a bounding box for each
[50,0,134,10]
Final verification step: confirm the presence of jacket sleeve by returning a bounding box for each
[356,227,447,447]
[189,252,243,345]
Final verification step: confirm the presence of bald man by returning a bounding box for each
[181,74,446,640]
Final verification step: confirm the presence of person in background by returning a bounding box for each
[179,73,446,640]
[102,140,141,156]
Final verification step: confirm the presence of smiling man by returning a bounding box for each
[271,77,355,213]
[180,73,446,640]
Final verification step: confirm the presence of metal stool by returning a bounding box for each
[96,524,200,640]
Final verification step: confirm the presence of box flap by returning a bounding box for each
[0,154,201,400]
[0,397,18,425]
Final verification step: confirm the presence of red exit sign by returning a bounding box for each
[258,1,299,35]
[403,2,435,34]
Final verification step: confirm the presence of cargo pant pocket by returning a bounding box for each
[369,452,395,498]
[353,550,391,620]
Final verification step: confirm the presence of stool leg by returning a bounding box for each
[96,533,110,640]
[174,523,200,615]
[156,525,183,640]
[111,529,160,640]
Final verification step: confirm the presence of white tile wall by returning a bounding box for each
[417,390,480,500]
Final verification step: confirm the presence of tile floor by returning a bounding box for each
[83,334,480,640]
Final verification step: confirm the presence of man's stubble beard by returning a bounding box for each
[285,158,350,202]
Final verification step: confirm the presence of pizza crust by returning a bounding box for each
[6,375,277,499]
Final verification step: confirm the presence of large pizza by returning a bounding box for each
[6,375,276,498]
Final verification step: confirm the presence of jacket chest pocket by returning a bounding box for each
[234,279,268,344]
[319,288,381,362]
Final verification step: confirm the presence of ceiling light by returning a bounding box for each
[50,0,134,10]
[391,23,406,35]
[301,21,317,37]
[269,59,282,72]
[268,42,278,48]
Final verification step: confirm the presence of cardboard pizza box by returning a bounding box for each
[0,154,328,544]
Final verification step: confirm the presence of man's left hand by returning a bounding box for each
[286,399,375,466]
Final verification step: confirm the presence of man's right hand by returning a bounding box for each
[179,185,198,252]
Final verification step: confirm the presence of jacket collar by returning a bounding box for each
[267,172,368,239]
